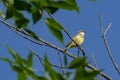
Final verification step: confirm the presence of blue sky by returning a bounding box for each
[0,0,120,80]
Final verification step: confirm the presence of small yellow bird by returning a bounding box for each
[64,30,86,52]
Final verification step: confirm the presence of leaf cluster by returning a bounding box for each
[0,0,79,44]
[0,0,79,26]
[0,46,39,80]
[0,47,100,80]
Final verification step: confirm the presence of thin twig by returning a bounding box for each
[91,54,100,80]
[99,12,120,74]
[79,47,86,56]
[99,12,104,33]
[78,48,80,56]
[0,19,112,80]
[27,47,44,67]
[91,54,97,68]
[104,22,112,35]
[28,47,66,69]
[87,64,112,80]
[57,50,64,75]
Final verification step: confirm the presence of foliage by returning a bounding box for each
[0,0,79,44]
[45,18,64,44]
[0,47,100,80]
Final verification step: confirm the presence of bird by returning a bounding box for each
[64,30,86,52]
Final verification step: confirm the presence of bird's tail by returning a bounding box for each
[63,47,68,52]
[63,43,71,52]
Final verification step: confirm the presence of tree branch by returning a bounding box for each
[91,54,104,80]
[99,12,120,74]
[87,64,112,80]
[0,19,76,58]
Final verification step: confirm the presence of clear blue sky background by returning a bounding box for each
[0,0,120,80]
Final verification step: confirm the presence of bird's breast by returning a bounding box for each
[73,35,84,45]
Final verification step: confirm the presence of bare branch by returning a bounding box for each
[0,19,76,58]
[57,50,64,75]
[103,34,120,74]
[27,47,44,67]
[99,12,120,74]
[91,54,97,68]
[104,22,112,35]
[99,12,104,33]
[91,54,104,80]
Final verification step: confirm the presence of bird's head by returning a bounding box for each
[78,30,86,37]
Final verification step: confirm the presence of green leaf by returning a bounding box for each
[13,65,34,78]
[25,67,34,76]
[50,1,79,13]
[5,9,13,19]
[12,66,23,74]
[44,55,65,80]
[66,0,79,13]
[27,53,33,67]
[50,1,73,10]
[0,9,5,18]
[5,7,24,20]
[65,71,72,79]
[30,0,59,14]
[45,18,62,30]
[45,6,59,14]
[45,18,64,44]
[15,18,29,28]
[2,0,14,7]
[0,58,14,66]
[18,73,27,80]
[70,57,100,80]
[68,57,87,69]
[5,7,29,28]
[85,70,100,79]
[39,0,48,6]
[1,46,38,80]
[33,76,49,80]
[7,46,23,66]
[12,66,30,79]
[24,28,39,40]
[31,70,49,80]
[13,0,32,12]
[44,54,52,72]
[32,74,49,80]
[32,6,42,24]
[74,68,100,80]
